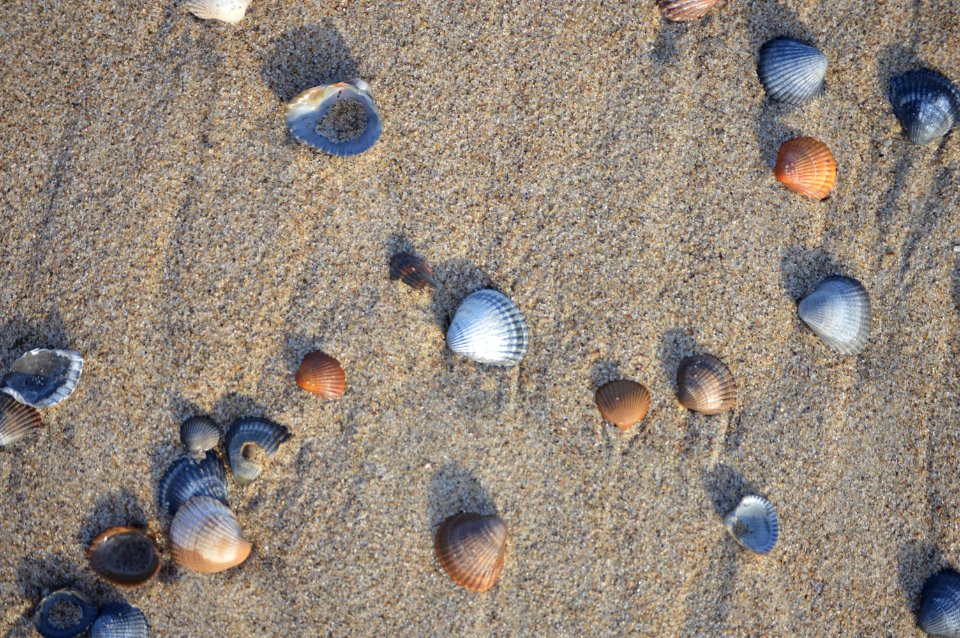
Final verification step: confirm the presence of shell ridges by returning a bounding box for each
[676,354,736,415]
[180,415,220,454]
[757,37,828,106]
[774,137,837,200]
[446,289,529,367]
[170,495,252,574]
[435,513,507,592]
[919,568,960,637]
[889,69,960,145]
[185,0,251,23]
[658,0,721,21]
[798,276,871,355]
[1,348,83,408]
[0,394,42,447]
[724,495,779,555]
[89,602,149,638]
[157,451,228,517]
[224,417,291,484]
[595,380,651,430]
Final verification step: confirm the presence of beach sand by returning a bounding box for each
[1,0,959,635]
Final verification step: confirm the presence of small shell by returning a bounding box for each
[179,416,220,455]
[389,252,436,290]
[295,351,347,399]
[435,513,507,592]
[919,568,960,637]
[594,380,651,430]
[889,69,960,145]
[447,289,529,367]
[724,495,779,555]
[185,0,251,23]
[87,527,161,589]
[757,37,828,106]
[32,588,98,638]
[224,417,291,484]
[1,348,83,408]
[170,495,252,574]
[658,0,721,21]
[89,602,149,638]
[157,451,228,517]
[774,137,837,200]
[676,354,736,415]
[285,81,383,156]
[0,394,42,447]
[798,276,871,355]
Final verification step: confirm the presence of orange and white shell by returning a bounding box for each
[658,0,721,21]
[170,496,251,574]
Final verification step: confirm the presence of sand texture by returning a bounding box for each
[1,0,960,635]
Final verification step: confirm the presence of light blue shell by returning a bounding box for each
[285,81,382,157]
[798,276,871,356]
[889,69,960,145]
[157,450,228,517]
[179,415,220,454]
[32,588,98,638]
[919,569,960,637]
[90,602,149,638]
[724,495,779,555]
[757,38,828,106]
[446,289,529,367]
[1,348,83,408]
[224,417,291,484]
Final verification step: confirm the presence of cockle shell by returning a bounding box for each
[89,602,149,638]
[757,37,828,106]
[774,137,836,200]
[724,495,779,555]
[389,252,436,290]
[224,417,291,484]
[296,351,347,399]
[798,276,871,355]
[179,415,220,455]
[170,495,252,574]
[657,0,721,21]
[435,513,507,592]
[889,69,960,145]
[285,80,383,156]
[676,354,736,415]
[87,527,161,589]
[447,289,529,367]
[186,0,251,24]
[157,451,228,517]
[0,394,42,447]
[1,348,83,408]
[32,588,98,638]
[919,568,960,637]
[594,380,651,430]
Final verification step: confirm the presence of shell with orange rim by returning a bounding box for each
[774,137,836,200]
[296,351,347,399]
[87,526,162,588]
[435,513,507,592]
[594,380,651,430]
[658,0,721,21]
[170,496,252,574]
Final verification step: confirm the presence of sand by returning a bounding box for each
[1,0,959,635]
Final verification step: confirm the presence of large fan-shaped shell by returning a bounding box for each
[0,394,42,447]
[435,513,507,592]
[757,38,828,106]
[724,495,779,555]
[185,0,251,23]
[889,69,960,145]
[657,0,720,21]
[179,416,220,455]
[676,354,736,415]
[1,348,83,408]
[798,276,871,355]
[87,527,161,589]
[224,417,291,484]
[32,588,98,638]
[157,451,228,517]
[919,568,960,637]
[89,602,149,638]
[594,380,651,430]
[389,252,436,290]
[285,81,383,156]
[447,289,529,367]
[296,351,347,399]
[170,495,251,574]
[774,137,836,200]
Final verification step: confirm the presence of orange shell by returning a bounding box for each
[658,0,721,21]
[594,380,651,430]
[774,137,836,200]
[435,513,507,592]
[295,351,346,399]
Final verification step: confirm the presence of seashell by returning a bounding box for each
[0,394,42,447]
[435,513,507,592]
[185,0,251,24]
[676,354,736,415]
[32,588,98,638]
[757,37,828,106]
[157,450,228,517]
[295,351,347,399]
[179,415,220,455]
[285,81,383,156]
[389,252,436,290]
[798,276,871,355]
[1,348,83,408]
[657,0,721,22]
[889,69,960,145]
[89,602,149,638]
[918,568,960,637]
[223,417,291,484]
[170,495,252,573]
[774,137,837,200]
[594,380,651,430]
[724,495,779,555]
[87,526,161,589]
[447,289,529,367]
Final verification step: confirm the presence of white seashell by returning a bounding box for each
[285,81,383,156]
[797,276,871,355]
[446,289,529,367]
[1,348,83,408]
[724,495,779,555]
[170,495,251,573]
[186,0,251,24]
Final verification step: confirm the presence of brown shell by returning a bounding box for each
[774,137,836,200]
[658,0,721,21]
[295,351,346,399]
[435,513,507,592]
[170,496,252,574]
[87,526,161,588]
[594,380,651,430]
[676,354,736,415]
[0,394,42,447]
[389,252,435,290]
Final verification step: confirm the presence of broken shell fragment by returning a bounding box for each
[724,495,779,555]
[0,394,42,447]
[296,351,347,399]
[185,0,251,24]
[89,602,149,638]
[798,276,871,355]
[87,526,162,589]
[179,416,220,455]
[919,568,960,637]
[657,0,721,22]
[157,450,228,517]
[447,289,529,367]
[224,417,291,484]
[594,380,651,430]
[32,588,98,638]
[889,69,960,145]
[757,37,827,106]
[676,354,736,415]
[285,80,383,156]
[170,495,252,574]
[774,137,837,200]
[389,252,436,290]
[435,513,507,592]
[1,348,83,408]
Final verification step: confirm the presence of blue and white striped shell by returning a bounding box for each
[919,568,960,637]
[32,588,98,638]
[724,495,779,555]
[89,602,149,638]
[446,289,529,367]
[224,417,291,484]
[157,450,228,517]
[797,276,871,356]
[889,69,960,145]
[1,348,83,408]
[179,416,220,455]
[285,80,383,156]
[757,37,828,106]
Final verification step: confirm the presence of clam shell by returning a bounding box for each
[889,69,960,145]
[87,527,161,589]
[447,289,529,367]
[170,495,252,574]
[919,568,960,637]
[389,252,436,290]
[179,416,220,455]
[658,0,721,21]
[774,137,836,200]
[32,588,98,638]
[1,348,83,408]
[285,81,383,156]
[757,37,827,106]
[295,351,347,399]
[157,450,228,517]
[0,394,42,447]
[724,495,779,555]
[594,380,651,430]
[435,513,507,592]
[798,276,871,355]
[185,0,251,23]
[224,417,291,484]
[676,354,736,415]
[89,602,149,638]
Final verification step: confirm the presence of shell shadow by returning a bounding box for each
[656,328,700,392]
[0,310,70,369]
[15,554,109,606]
[76,488,149,547]
[211,392,274,426]
[427,464,496,532]
[282,333,324,379]
[385,232,416,263]
[260,22,360,102]
[755,113,802,171]
[148,439,191,524]
[428,259,491,331]
[590,360,622,389]
[779,246,842,302]
[952,252,960,316]
[897,541,945,611]
[701,463,759,517]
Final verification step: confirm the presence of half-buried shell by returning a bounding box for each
[658,0,721,21]
[798,276,871,355]
[285,80,383,156]
[757,37,828,106]
[676,354,736,415]
[594,380,651,430]
[170,495,252,574]
[89,602,149,638]
[1,348,83,408]
[32,588,98,638]
[724,495,779,555]
[296,351,346,399]
[435,513,507,592]
[179,415,220,455]
[889,69,960,145]
[185,0,251,23]
[157,451,228,517]
[774,137,836,200]
[87,526,161,589]
[447,289,529,367]
[224,417,291,484]
[0,394,42,447]
[919,568,960,637]
[389,252,436,290]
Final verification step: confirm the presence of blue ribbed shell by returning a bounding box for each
[724,495,779,555]
[757,37,827,106]
[798,276,871,356]
[919,569,960,637]
[157,451,228,517]
[889,69,960,145]
[90,602,149,638]
[446,289,529,367]
[224,417,291,484]
[179,415,220,454]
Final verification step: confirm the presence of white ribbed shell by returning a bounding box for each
[798,276,871,355]
[186,0,251,24]
[724,495,779,555]
[446,289,529,367]
[170,496,251,573]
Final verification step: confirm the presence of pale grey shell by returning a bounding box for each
[919,568,960,637]
[446,289,529,367]
[32,588,98,638]
[797,276,871,355]
[224,417,291,484]
[1,348,83,408]
[89,602,149,638]
[757,37,827,106]
[724,495,779,555]
[285,81,383,156]
[889,69,960,145]
[179,416,220,454]
[157,450,228,517]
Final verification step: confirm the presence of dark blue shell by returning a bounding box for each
[32,589,98,638]
[889,69,960,145]
[90,602,149,638]
[757,37,828,106]
[224,417,291,483]
[1,349,83,408]
[919,569,960,637]
[157,450,228,517]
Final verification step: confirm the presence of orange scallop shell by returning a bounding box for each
[658,0,721,21]
[435,513,507,592]
[295,351,346,399]
[774,137,836,200]
[594,380,651,430]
